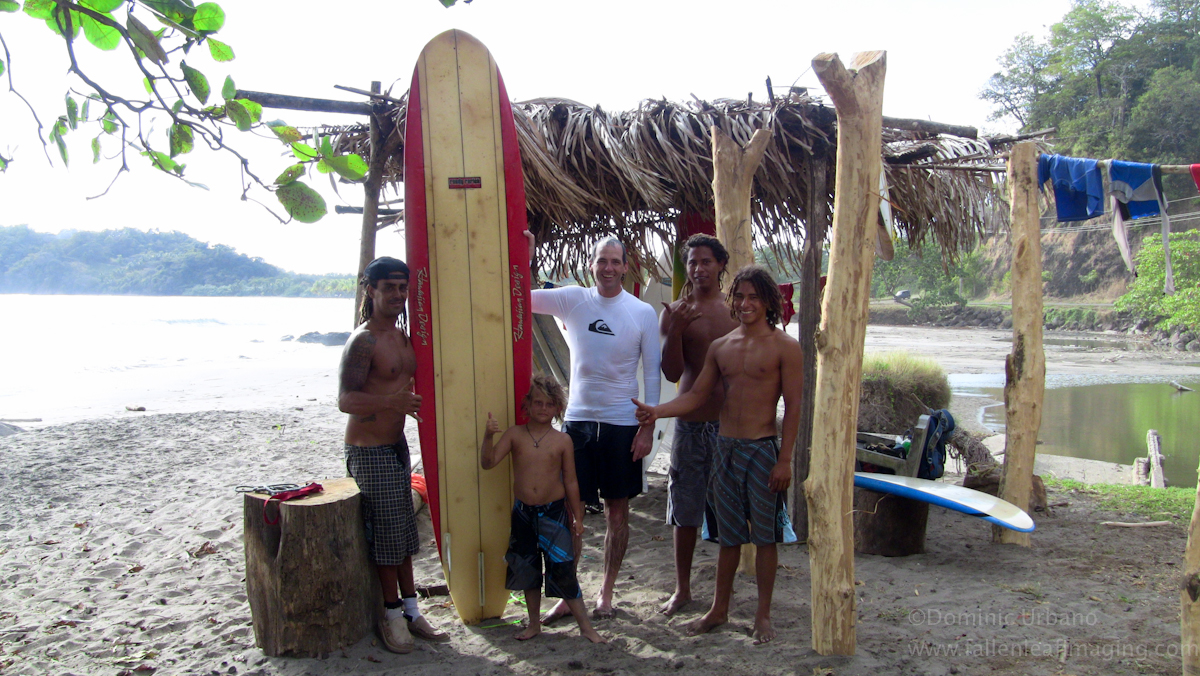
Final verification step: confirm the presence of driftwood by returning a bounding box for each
[1149,430,1167,489]
[244,478,381,657]
[853,488,928,556]
[994,141,1044,548]
[805,49,887,657]
[1102,521,1172,528]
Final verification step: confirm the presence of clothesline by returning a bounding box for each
[1040,209,1200,233]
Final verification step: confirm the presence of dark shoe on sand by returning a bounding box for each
[380,615,414,654]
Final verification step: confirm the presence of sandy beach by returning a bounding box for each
[2,324,1199,675]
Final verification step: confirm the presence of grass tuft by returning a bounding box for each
[861,351,951,410]
[1043,478,1196,521]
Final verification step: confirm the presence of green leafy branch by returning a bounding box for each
[2,0,460,222]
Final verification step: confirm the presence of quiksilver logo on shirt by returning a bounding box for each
[588,319,614,336]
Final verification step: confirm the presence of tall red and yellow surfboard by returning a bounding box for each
[404,29,532,624]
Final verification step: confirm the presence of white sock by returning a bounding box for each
[385,606,405,621]
[402,596,421,621]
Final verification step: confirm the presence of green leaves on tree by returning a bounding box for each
[290,142,318,161]
[101,109,118,134]
[275,163,305,186]
[225,98,261,131]
[128,14,168,64]
[141,0,196,24]
[81,12,122,51]
[267,121,301,144]
[46,5,82,39]
[180,60,210,104]
[221,75,236,100]
[81,0,126,12]
[276,181,327,223]
[92,137,101,163]
[0,58,4,78]
[207,37,234,62]
[66,96,79,130]
[23,0,53,20]
[169,123,194,157]
[0,1,19,12]
[143,149,184,175]
[49,117,69,166]
[317,154,368,181]
[191,2,224,32]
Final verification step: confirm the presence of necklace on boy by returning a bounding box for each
[526,424,552,448]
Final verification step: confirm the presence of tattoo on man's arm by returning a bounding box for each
[339,333,376,397]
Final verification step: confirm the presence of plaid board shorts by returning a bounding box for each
[345,441,420,566]
[504,498,581,599]
[666,420,719,528]
[701,435,798,548]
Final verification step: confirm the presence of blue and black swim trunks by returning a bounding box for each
[504,498,581,599]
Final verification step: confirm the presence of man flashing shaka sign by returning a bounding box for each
[634,265,802,645]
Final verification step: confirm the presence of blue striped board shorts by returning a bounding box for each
[504,498,581,599]
[702,435,798,547]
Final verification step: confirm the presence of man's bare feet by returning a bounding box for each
[751,617,776,645]
[591,596,616,619]
[659,591,691,616]
[515,623,542,641]
[685,610,727,636]
[581,627,607,643]
[542,600,570,625]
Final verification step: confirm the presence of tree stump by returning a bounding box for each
[244,477,381,657]
[853,487,928,557]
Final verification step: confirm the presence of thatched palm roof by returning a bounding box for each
[330,92,1009,278]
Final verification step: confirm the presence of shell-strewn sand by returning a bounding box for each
[2,325,1198,675]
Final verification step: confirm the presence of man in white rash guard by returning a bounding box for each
[525,231,660,620]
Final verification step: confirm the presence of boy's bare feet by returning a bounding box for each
[542,600,570,625]
[685,609,727,636]
[751,617,776,645]
[581,627,607,643]
[515,622,542,641]
[659,590,691,616]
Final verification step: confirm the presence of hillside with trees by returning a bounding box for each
[871,0,1200,333]
[0,226,354,297]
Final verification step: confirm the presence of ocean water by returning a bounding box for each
[0,294,356,425]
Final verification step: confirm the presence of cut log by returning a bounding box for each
[853,487,928,556]
[993,141,1044,547]
[244,477,381,657]
[805,49,887,657]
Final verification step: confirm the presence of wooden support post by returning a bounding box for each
[354,82,386,327]
[1182,459,1200,675]
[711,124,772,576]
[791,150,830,543]
[805,50,887,656]
[993,141,1044,547]
[712,126,772,274]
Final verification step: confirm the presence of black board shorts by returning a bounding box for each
[563,421,642,503]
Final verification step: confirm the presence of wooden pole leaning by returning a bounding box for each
[1182,459,1200,675]
[993,141,1044,547]
[711,124,773,576]
[805,50,887,656]
[354,81,386,327]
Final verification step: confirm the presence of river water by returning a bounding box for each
[953,373,1200,488]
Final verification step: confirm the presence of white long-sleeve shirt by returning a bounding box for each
[531,285,661,425]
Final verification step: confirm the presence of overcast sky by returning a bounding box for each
[1,0,1083,274]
